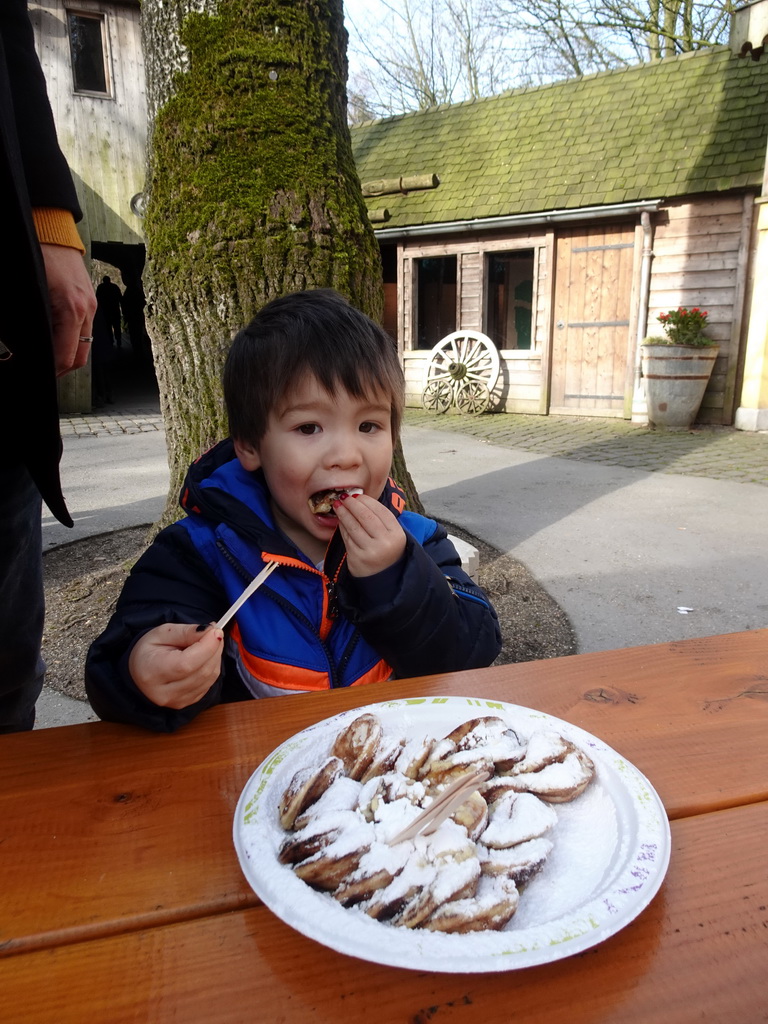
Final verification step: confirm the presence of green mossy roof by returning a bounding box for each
[350,47,768,228]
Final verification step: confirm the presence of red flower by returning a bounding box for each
[656,305,709,343]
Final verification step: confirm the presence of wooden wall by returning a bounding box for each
[648,194,754,424]
[398,232,548,413]
[397,195,756,423]
[30,0,147,251]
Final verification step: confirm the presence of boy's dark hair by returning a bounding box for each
[224,289,404,444]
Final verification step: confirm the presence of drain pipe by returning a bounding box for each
[632,211,655,421]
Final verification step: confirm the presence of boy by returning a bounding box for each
[85,290,501,731]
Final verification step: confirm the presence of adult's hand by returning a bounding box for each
[40,243,97,376]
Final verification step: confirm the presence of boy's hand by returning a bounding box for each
[128,623,224,709]
[333,494,406,577]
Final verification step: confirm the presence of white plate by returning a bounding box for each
[233,696,671,973]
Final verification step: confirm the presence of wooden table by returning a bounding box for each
[1,630,766,1022]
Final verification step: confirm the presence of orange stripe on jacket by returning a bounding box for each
[349,660,394,687]
[231,624,392,692]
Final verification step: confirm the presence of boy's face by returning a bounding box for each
[234,374,395,564]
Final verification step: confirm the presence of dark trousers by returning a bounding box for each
[0,460,45,732]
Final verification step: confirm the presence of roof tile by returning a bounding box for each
[352,47,768,228]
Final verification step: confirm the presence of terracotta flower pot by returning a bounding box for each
[641,343,719,430]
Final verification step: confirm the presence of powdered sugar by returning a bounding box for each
[481,792,558,849]
[234,697,670,972]
[292,775,358,824]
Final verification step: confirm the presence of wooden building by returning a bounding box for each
[30,0,147,409]
[29,1,768,425]
[351,44,768,424]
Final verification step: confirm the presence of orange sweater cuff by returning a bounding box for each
[32,208,86,254]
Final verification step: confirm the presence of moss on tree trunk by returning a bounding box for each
[142,0,422,524]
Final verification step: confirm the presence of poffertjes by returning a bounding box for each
[307,487,363,515]
[277,712,595,932]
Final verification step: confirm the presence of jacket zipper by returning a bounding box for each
[326,578,339,619]
[216,538,343,687]
[446,576,490,606]
[217,540,253,583]
[337,631,362,679]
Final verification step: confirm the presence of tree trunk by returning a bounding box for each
[141,0,423,524]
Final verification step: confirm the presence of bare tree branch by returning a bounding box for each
[346,0,515,119]
[345,0,733,118]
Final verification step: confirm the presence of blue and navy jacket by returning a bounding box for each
[85,439,501,732]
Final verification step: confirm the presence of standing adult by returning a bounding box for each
[95,274,123,346]
[0,0,96,732]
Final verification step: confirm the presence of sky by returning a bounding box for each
[343,0,375,28]
[342,0,374,78]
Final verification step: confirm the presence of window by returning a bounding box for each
[68,11,110,96]
[487,251,534,350]
[416,256,456,350]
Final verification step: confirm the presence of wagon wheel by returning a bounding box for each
[421,379,453,414]
[422,331,500,413]
[455,380,491,415]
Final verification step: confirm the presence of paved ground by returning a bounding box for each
[402,408,768,487]
[59,407,164,439]
[58,402,768,487]
[34,370,768,728]
[402,421,768,650]
[44,410,166,551]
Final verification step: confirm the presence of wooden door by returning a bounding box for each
[550,224,636,416]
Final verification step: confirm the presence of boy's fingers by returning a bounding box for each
[176,624,224,659]
[336,495,388,530]
[148,624,223,682]
[160,663,221,708]
[155,622,223,650]
[129,623,224,708]
[336,499,400,546]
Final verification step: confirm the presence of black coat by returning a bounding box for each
[0,0,82,524]
[86,441,503,731]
